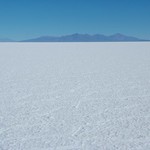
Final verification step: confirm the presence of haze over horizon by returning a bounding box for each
[0,0,150,40]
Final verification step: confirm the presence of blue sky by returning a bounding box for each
[0,0,150,40]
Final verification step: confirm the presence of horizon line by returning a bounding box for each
[0,33,150,42]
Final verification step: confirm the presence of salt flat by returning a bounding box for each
[0,42,150,150]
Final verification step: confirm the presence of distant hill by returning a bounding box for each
[107,33,143,41]
[0,38,15,42]
[0,34,149,42]
[21,33,149,42]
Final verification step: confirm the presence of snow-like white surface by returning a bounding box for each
[0,42,150,150]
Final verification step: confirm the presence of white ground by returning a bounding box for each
[0,42,150,150]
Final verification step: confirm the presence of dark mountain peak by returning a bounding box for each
[93,33,106,36]
[111,33,124,36]
[67,33,90,37]
[71,33,80,36]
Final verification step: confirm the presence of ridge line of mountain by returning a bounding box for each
[0,33,150,42]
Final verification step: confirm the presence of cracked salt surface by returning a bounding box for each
[0,42,150,150]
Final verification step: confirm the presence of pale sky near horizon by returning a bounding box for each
[0,0,150,40]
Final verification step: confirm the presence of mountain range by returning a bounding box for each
[0,33,149,42]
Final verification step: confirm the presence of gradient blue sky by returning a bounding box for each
[0,0,150,40]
